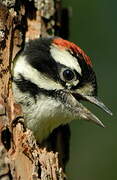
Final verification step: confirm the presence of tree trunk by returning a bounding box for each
[0,0,70,179]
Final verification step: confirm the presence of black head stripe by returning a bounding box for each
[13,74,39,99]
[13,74,66,103]
[23,38,59,82]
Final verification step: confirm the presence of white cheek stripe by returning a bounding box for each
[50,45,82,75]
[13,55,63,90]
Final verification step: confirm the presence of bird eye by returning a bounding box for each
[61,68,76,82]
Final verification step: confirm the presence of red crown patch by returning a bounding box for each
[53,38,92,66]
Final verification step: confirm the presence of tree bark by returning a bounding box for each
[0,0,70,179]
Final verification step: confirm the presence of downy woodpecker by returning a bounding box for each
[12,37,112,143]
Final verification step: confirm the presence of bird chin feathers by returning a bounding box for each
[22,94,74,143]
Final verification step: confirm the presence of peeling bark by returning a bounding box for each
[0,0,70,179]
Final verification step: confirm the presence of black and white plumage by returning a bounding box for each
[12,37,112,142]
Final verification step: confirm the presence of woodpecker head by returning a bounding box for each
[12,37,112,142]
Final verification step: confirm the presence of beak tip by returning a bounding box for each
[101,123,105,128]
[84,95,113,116]
[109,111,113,116]
[104,106,113,116]
[97,120,105,128]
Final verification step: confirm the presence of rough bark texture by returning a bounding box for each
[0,0,70,179]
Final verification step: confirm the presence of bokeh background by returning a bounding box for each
[63,0,117,180]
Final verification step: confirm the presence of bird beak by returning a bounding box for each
[68,91,113,127]
[81,95,112,116]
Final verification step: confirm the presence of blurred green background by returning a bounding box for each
[63,0,117,180]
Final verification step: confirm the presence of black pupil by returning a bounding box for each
[63,69,75,81]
